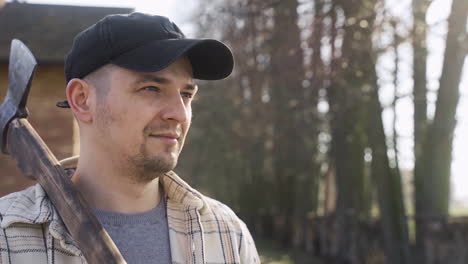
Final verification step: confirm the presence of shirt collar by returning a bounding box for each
[161,171,207,212]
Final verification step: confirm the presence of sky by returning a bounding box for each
[6,0,198,35]
[6,0,468,205]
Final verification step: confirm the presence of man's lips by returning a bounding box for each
[149,133,180,144]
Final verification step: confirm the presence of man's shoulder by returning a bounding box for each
[202,195,238,219]
[198,194,260,262]
[0,186,83,264]
[0,184,52,227]
[199,194,248,230]
[162,172,246,228]
[0,185,35,212]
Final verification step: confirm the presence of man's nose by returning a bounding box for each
[161,94,189,123]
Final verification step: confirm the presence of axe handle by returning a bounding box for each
[7,118,126,264]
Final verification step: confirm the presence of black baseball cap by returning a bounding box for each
[57,12,234,108]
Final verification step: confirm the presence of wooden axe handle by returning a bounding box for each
[7,118,126,264]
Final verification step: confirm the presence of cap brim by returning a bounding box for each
[110,38,234,80]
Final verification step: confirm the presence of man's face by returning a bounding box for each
[90,57,197,182]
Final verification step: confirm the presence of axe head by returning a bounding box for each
[0,39,37,154]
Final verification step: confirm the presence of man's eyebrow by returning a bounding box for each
[134,74,198,91]
[134,74,171,85]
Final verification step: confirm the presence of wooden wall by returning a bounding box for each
[0,64,75,196]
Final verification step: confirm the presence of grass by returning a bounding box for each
[450,206,468,216]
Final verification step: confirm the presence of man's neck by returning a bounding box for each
[71,158,162,213]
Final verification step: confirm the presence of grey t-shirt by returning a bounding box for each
[94,201,172,264]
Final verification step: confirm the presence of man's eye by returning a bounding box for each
[181,92,193,99]
[143,86,160,92]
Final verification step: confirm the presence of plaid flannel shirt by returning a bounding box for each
[0,158,259,264]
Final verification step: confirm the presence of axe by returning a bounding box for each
[0,39,126,263]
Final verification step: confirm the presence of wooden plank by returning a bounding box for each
[7,118,126,264]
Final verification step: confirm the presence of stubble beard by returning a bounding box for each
[127,142,180,184]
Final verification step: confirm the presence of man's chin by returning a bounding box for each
[143,153,178,173]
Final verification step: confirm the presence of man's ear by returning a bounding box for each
[66,78,94,123]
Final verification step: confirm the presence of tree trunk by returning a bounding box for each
[366,80,412,264]
[412,0,430,262]
[415,0,468,262]
[329,1,412,263]
[326,3,372,262]
[412,0,430,163]
[269,0,320,247]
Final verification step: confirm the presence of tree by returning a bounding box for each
[326,0,411,262]
[269,0,320,246]
[414,0,468,261]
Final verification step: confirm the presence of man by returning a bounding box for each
[0,12,259,264]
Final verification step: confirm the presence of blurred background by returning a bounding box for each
[0,0,467,263]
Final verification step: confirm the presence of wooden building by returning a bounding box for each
[0,2,133,196]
